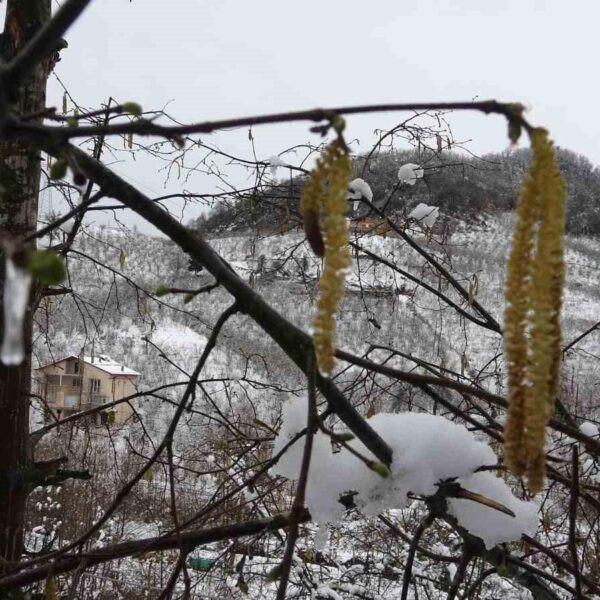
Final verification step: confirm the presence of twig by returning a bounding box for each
[23,190,104,243]
[10,100,531,141]
[563,320,600,354]
[335,348,600,456]
[359,198,501,333]
[446,550,472,600]
[569,445,582,600]
[401,514,435,600]
[276,355,318,600]
[0,512,308,588]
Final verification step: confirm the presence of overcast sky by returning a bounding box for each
[4,1,599,233]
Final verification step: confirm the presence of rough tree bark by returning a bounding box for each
[0,0,51,571]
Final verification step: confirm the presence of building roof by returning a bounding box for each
[36,354,139,376]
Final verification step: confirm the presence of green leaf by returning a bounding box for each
[267,564,282,582]
[369,462,391,479]
[62,93,68,114]
[506,103,525,145]
[29,251,66,286]
[119,249,126,270]
[508,120,522,145]
[496,564,509,577]
[336,432,355,442]
[331,114,346,133]
[49,159,67,181]
[122,102,143,117]
[154,285,170,297]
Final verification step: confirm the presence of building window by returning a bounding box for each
[91,379,101,393]
[73,361,79,374]
[64,395,78,408]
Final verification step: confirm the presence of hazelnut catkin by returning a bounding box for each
[301,141,351,375]
[504,128,566,493]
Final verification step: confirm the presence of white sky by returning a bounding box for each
[3,1,599,233]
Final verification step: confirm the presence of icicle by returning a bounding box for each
[1,257,32,366]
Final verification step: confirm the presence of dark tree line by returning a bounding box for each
[197,146,600,236]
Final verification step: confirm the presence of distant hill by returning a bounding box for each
[192,146,600,236]
[41,212,600,416]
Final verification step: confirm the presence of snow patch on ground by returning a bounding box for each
[151,321,207,353]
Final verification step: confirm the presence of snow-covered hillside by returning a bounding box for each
[36,213,600,429]
[30,215,600,599]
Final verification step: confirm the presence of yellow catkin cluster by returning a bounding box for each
[301,142,351,375]
[504,128,566,493]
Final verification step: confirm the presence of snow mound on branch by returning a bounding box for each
[448,472,539,549]
[579,421,599,437]
[348,178,373,212]
[271,401,538,547]
[397,163,424,185]
[408,203,440,227]
[268,155,289,176]
[348,179,373,201]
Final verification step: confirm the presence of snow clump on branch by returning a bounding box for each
[271,399,538,549]
[268,155,289,176]
[579,421,600,438]
[397,163,424,185]
[347,178,373,213]
[408,203,440,228]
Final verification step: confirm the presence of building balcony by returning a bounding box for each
[46,374,82,387]
[81,394,109,409]
[45,392,108,411]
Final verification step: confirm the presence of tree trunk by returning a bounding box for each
[0,0,51,571]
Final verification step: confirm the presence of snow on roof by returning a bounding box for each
[36,354,139,376]
[82,355,139,376]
